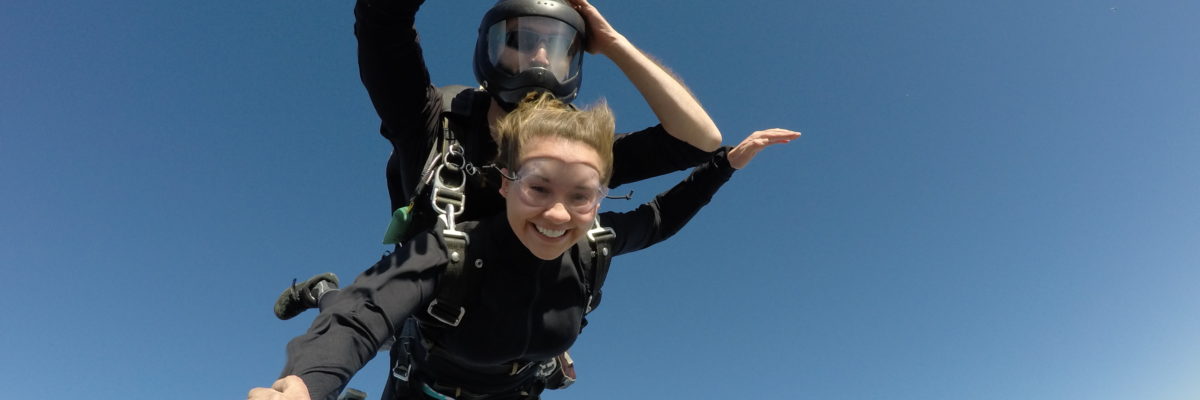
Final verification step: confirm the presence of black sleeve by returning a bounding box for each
[281,232,446,400]
[354,0,442,145]
[601,147,736,256]
[355,0,443,211]
[608,125,717,189]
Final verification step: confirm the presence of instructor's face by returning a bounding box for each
[497,17,577,77]
[501,136,603,260]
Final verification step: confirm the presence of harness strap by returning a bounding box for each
[584,218,615,314]
[425,113,479,327]
[426,217,471,326]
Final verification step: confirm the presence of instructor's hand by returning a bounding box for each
[566,0,624,55]
[248,375,311,400]
[727,128,801,169]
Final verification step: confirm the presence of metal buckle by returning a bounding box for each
[586,218,615,242]
[426,299,465,327]
[586,220,615,260]
[431,166,466,218]
[440,222,470,254]
[442,143,466,170]
[392,362,412,382]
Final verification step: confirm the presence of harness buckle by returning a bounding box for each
[585,222,615,244]
[426,299,465,327]
[431,166,466,218]
[586,220,615,257]
[392,362,412,382]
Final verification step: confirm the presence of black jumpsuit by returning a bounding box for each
[354,0,714,218]
[281,151,738,400]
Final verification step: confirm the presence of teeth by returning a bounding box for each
[536,225,566,238]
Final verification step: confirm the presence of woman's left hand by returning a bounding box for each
[727,128,802,169]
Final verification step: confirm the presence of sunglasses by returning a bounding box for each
[504,30,575,54]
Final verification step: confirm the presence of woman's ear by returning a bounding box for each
[499,168,510,198]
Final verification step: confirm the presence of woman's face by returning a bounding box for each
[501,136,605,260]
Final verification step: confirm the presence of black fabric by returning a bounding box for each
[281,149,737,400]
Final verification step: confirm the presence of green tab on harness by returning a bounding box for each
[382,205,413,245]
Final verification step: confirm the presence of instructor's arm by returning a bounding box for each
[569,0,723,152]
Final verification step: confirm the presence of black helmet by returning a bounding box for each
[474,0,586,110]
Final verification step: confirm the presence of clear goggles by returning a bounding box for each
[504,157,608,215]
[485,16,583,84]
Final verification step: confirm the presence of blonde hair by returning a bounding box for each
[494,92,615,184]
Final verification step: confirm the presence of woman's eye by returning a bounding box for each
[569,192,591,204]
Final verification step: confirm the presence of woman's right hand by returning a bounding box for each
[248,375,311,400]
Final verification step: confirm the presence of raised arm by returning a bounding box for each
[569,0,723,152]
[355,0,449,212]
[604,129,800,255]
[355,0,441,136]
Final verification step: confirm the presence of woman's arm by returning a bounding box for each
[276,231,448,400]
[604,129,800,255]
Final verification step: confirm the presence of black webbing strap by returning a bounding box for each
[584,218,615,314]
[426,222,470,327]
[424,111,476,327]
[410,85,474,214]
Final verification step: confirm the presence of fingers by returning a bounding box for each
[727,128,801,169]
[567,0,594,14]
[249,376,309,400]
[271,377,289,392]
[739,129,800,150]
[751,128,802,142]
[248,377,294,400]
[248,387,283,400]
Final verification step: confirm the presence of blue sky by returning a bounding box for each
[3,0,1199,399]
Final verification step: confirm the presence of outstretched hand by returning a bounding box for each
[727,128,801,169]
[566,0,624,55]
[248,375,311,400]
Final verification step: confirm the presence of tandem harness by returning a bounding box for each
[386,86,615,399]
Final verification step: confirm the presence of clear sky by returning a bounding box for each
[3,0,1199,399]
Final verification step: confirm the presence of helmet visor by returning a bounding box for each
[485,16,583,85]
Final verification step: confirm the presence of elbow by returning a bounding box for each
[696,129,723,152]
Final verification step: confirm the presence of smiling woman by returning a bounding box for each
[494,93,614,259]
[249,92,799,400]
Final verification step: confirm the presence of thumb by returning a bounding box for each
[273,376,310,398]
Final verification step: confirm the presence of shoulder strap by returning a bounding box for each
[425,220,474,327]
[422,115,474,326]
[583,218,615,314]
[406,85,480,212]
[438,84,481,119]
[420,85,492,325]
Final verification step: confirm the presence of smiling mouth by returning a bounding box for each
[535,224,567,238]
